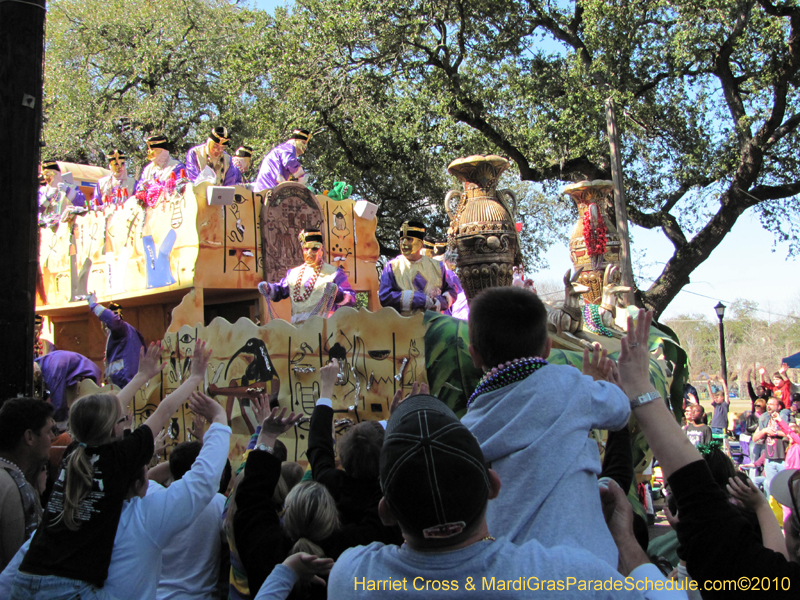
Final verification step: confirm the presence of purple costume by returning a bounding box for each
[254,141,302,191]
[35,351,101,422]
[89,303,146,388]
[442,267,469,320]
[258,263,356,325]
[185,144,240,186]
[38,184,87,212]
[378,256,457,316]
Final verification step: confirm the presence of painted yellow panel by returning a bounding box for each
[134,307,426,468]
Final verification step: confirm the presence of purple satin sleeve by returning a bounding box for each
[436,262,458,309]
[333,269,357,307]
[223,161,241,187]
[71,187,87,208]
[274,274,291,300]
[90,303,126,337]
[378,262,428,311]
[185,146,201,183]
[254,142,300,191]
[443,267,463,295]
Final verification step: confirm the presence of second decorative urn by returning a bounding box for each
[445,155,521,300]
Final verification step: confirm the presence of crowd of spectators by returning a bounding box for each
[1,288,799,599]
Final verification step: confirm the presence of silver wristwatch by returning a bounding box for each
[630,391,661,409]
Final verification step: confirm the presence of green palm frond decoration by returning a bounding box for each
[423,312,482,417]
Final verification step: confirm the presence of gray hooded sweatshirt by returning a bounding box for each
[461,363,630,566]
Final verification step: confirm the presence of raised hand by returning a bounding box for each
[319,359,339,400]
[261,406,303,437]
[187,413,207,443]
[617,309,654,395]
[153,428,170,457]
[87,291,97,305]
[582,343,612,382]
[389,381,430,415]
[137,341,166,381]
[727,475,768,511]
[188,391,226,425]
[189,340,212,380]
[251,394,273,425]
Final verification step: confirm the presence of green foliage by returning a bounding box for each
[43,0,276,167]
[422,311,482,416]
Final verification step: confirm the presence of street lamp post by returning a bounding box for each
[714,302,728,384]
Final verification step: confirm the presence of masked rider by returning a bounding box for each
[257,229,356,325]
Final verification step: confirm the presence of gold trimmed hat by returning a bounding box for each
[41,161,61,172]
[106,149,127,162]
[209,126,231,146]
[289,129,312,142]
[399,220,426,241]
[145,134,170,150]
[234,145,253,158]
[298,228,324,244]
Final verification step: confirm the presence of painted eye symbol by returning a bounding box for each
[179,333,195,344]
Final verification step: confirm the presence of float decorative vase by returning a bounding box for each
[445,155,520,300]
[562,180,621,305]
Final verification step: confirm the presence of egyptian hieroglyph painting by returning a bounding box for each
[130,307,427,467]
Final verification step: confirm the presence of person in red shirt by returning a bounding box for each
[760,364,793,411]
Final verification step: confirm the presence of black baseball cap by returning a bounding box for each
[380,394,490,540]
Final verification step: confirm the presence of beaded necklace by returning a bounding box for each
[292,262,323,303]
[0,456,22,472]
[467,356,548,409]
[583,303,614,337]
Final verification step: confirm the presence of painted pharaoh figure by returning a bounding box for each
[258,229,356,325]
[185,126,241,186]
[38,161,87,226]
[137,134,185,188]
[93,149,137,209]
[379,220,457,316]
[254,129,311,192]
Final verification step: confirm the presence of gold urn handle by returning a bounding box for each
[444,190,461,221]
[496,188,518,220]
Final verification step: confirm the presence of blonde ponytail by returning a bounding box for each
[60,394,120,531]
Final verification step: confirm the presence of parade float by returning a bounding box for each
[36,155,686,474]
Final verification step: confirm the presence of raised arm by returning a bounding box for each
[307,360,341,488]
[116,342,166,412]
[719,376,729,404]
[618,311,701,479]
[727,476,790,561]
[143,340,211,435]
[143,392,231,547]
[86,291,126,337]
[235,408,302,594]
[622,311,797,585]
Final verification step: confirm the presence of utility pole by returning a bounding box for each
[0,0,47,399]
[605,98,635,305]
